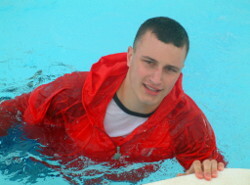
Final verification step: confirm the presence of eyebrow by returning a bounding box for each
[141,56,182,71]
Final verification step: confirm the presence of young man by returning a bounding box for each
[0,17,226,182]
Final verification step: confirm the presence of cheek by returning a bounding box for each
[163,75,180,90]
[131,64,147,82]
[137,67,148,80]
[129,66,142,89]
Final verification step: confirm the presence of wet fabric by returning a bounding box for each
[0,53,226,171]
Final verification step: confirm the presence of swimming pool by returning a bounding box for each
[0,0,250,184]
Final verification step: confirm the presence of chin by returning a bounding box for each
[140,98,161,107]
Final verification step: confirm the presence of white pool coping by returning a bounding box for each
[143,168,250,185]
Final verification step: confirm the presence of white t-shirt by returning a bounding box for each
[104,94,153,137]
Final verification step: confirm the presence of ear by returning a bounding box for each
[127,46,134,67]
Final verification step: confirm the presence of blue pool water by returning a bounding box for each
[0,0,250,184]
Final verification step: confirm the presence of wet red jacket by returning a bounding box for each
[0,53,225,170]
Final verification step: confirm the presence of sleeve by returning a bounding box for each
[0,72,88,135]
[172,95,227,170]
[0,93,30,136]
[23,72,88,127]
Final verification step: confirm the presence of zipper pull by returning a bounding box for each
[113,146,121,160]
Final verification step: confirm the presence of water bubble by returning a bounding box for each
[13,157,22,164]
[3,169,9,175]
[22,166,26,173]
[5,159,12,166]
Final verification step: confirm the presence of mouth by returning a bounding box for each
[143,84,163,95]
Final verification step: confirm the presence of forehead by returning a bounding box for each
[135,32,186,68]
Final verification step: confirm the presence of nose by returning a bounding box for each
[150,68,163,85]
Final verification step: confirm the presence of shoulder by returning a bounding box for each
[169,94,214,141]
[34,71,89,106]
[36,71,88,96]
[51,71,88,87]
[169,94,203,119]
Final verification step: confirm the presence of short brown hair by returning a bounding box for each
[133,17,189,54]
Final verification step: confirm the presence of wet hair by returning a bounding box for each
[133,17,189,54]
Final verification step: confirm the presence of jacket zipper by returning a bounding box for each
[94,126,123,160]
[112,146,121,160]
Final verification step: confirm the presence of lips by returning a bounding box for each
[143,84,163,95]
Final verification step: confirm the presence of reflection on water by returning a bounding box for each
[0,63,75,99]
[0,125,58,184]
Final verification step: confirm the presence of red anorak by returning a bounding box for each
[0,53,225,170]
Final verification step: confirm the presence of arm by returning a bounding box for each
[0,71,88,135]
[22,71,88,126]
[173,95,227,180]
[0,93,30,136]
[0,73,69,135]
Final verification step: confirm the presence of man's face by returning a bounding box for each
[126,31,187,112]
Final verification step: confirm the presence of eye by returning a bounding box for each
[165,66,179,73]
[143,59,155,65]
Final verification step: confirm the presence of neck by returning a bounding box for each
[116,77,157,115]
